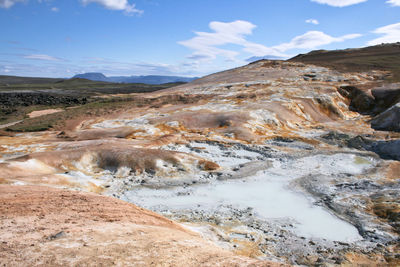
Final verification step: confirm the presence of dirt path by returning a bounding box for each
[28,108,63,118]
[0,120,22,129]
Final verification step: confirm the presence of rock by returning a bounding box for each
[198,160,220,171]
[320,131,351,147]
[0,92,87,109]
[338,86,375,114]
[371,87,400,112]
[368,139,400,161]
[304,73,317,78]
[345,135,400,161]
[315,96,344,118]
[371,102,400,132]
[347,135,370,150]
[371,192,400,234]
[47,231,65,240]
[321,132,400,161]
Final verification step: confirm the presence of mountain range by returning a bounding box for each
[72,73,198,84]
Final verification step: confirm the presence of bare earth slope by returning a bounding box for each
[290,43,400,82]
[0,185,280,267]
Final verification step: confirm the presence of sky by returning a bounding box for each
[0,0,400,78]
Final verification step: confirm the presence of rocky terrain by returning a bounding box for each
[1,47,400,266]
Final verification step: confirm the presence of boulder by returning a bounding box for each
[371,87,400,112]
[371,102,400,132]
[338,86,375,114]
[368,139,400,161]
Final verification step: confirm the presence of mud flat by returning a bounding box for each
[118,141,397,265]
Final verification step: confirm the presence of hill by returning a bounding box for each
[290,42,400,81]
[0,75,64,85]
[0,76,184,95]
[72,72,107,81]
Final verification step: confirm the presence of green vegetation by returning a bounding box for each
[0,76,186,129]
[5,99,129,132]
[0,77,185,95]
[0,104,59,126]
[5,94,207,132]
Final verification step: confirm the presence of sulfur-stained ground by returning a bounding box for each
[0,61,399,266]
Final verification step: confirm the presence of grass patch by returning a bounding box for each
[0,78,184,127]
[0,105,66,125]
[5,94,210,132]
[0,78,185,95]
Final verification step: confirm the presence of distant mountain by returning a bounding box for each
[73,73,107,81]
[246,55,286,62]
[72,73,198,84]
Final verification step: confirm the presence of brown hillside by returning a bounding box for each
[290,42,400,81]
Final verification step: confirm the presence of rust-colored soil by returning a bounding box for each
[0,185,285,266]
[386,161,400,180]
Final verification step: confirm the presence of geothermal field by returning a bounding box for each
[1,51,400,266]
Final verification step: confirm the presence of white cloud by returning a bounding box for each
[306,19,319,25]
[179,20,362,69]
[51,7,59,12]
[386,0,400,6]
[242,42,284,57]
[79,57,188,76]
[0,0,25,8]
[80,0,142,14]
[24,54,62,61]
[0,58,198,78]
[274,31,362,52]
[367,22,400,45]
[310,0,367,7]
[179,20,288,62]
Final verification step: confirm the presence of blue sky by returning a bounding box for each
[1,0,399,78]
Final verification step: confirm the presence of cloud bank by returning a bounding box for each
[80,0,142,14]
[274,31,361,51]
[1,0,143,14]
[310,0,367,7]
[179,20,288,62]
[180,20,361,63]
[24,54,63,61]
[368,22,400,45]
[0,0,25,8]
[386,0,400,6]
